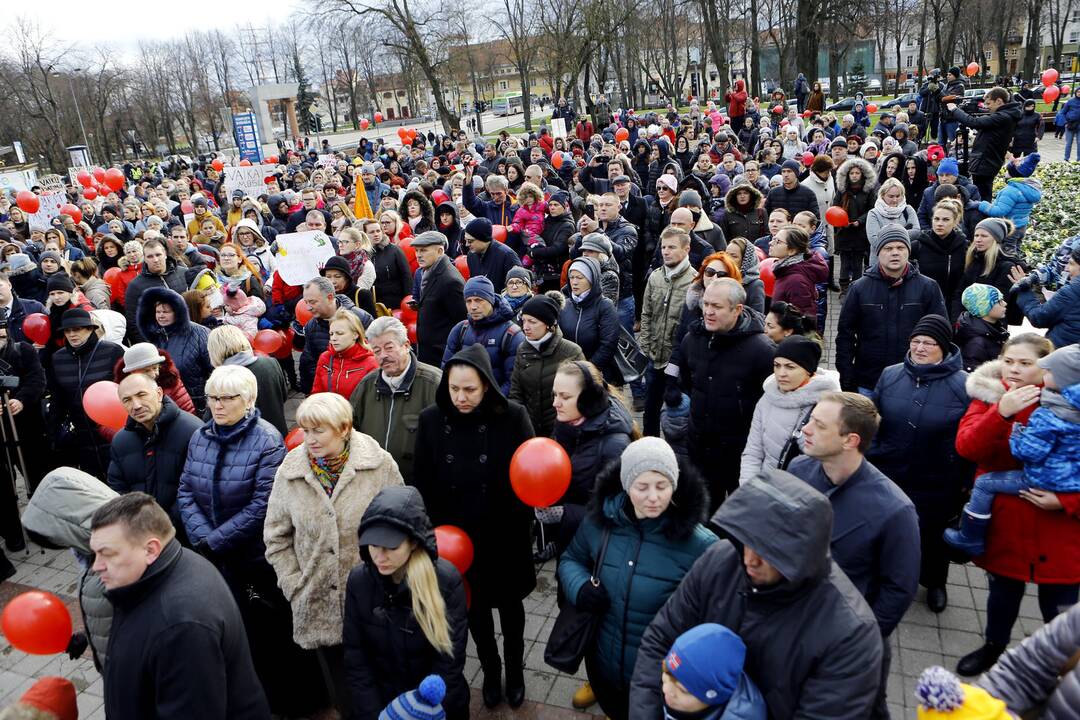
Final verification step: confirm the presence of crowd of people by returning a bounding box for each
[0,74,1078,720]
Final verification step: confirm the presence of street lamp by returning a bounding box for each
[54,68,91,155]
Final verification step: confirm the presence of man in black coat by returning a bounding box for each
[765,159,822,219]
[413,231,467,366]
[835,225,947,392]
[108,372,202,540]
[788,391,920,718]
[945,87,1023,200]
[123,238,188,343]
[0,273,46,346]
[665,279,774,506]
[91,493,269,720]
[630,470,883,719]
[464,218,522,293]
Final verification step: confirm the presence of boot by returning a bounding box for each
[481,657,503,708]
[827,255,841,291]
[943,511,991,558]
[505,657,525,708]
[956,642,1006,677]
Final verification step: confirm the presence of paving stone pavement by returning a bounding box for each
[1,137,1071,717]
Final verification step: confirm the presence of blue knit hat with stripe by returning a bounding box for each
[961,283,1003,318]
[380,675,446,720]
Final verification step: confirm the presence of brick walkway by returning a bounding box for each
[1,138,1071,717]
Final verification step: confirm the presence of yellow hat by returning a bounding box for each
[916,667,1010,720]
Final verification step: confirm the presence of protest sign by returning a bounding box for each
[274,231,335,286]
[28,191,65,231]
[223,166,267,199]
[551,118,567,138]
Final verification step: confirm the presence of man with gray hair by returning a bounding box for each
[664,278,775,506]
[349,316,442,484]
[462,165,520,251]
[297,276,374,394]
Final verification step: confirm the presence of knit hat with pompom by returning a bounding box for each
[379,674,447,720]
[915,666,1010,720]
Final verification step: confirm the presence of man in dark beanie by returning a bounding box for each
[765,159,820,219]
[441,275,523,395]
[509,293,585,437]
[464,217,522,293]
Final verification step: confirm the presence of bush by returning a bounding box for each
[1019,161,1080,267]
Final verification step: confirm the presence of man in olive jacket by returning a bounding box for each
[350,316,441,485]
[640,227,695,437]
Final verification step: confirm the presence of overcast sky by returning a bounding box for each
[13,2,303,58]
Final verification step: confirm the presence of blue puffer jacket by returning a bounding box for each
[1009,383,1080,493]
[177,410,285,561]
[1015,278,1080,349]
[441,298,524,395]
[978,177,1042,229]
[559,460,716,689]
[136,287,213,408]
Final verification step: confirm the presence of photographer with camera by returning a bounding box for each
[946,87,1023,201]
[0,308,48,576]
[919,70,944,144]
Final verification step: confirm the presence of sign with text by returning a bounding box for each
[232,112,263,163]
[550,117,567,138]
[223,166,266,199]
[28,191,66,231]
[273,231,335,286]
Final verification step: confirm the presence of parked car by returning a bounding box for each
[881,93,920,109]
[826,97,856,112]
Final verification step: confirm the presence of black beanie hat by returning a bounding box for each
[46,273,76,294]
[910,313,953,351]
[774,335,822,375]
[520,294,560,328]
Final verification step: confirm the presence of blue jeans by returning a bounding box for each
[1066,127,1079,161]
[965,470,1027,516]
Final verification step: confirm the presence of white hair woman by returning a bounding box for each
[265,392,404,716]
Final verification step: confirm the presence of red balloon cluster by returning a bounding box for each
[92,167,106,183]
[83,380,127,430]
[759,257,776,296]
[509,438,572,507]
[434,525,474,575]
[1042,68,1059,87]
[285,427,306,450]
[272,328,295,359]
[1043,85,1061,103]
[825,206,850,228]
[397,127,418,144]
[21,313,50,345]
[1,591,72,654]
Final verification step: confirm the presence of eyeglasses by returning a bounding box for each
[909,339,939,349]
[207,394,241,405]
[506,279,528,287]
[703,267,727,278]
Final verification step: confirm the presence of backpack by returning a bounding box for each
[457,320,520,356]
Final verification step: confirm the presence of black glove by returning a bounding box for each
[576,581,610,614]
[664,383,683,408]
[194,539,219,563]
[67,631,88,660]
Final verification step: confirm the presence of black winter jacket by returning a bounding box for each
[947,101,1024,177]
[466,239,522,294]
[955,313,1009,372]
[765,182,821,219]
[508,330,585,437]
[103,540,269,720]
[912,228,967,318]
[371,241,413,311]
[630,471,883,719]
[1010,109,1043,153]
[559,276,621,385]
[532,213,574,287]
[47,333,126,440]
[343,486,469,720]
[416,255,467,366]
[835,264,947,391]
[553,396,634,505]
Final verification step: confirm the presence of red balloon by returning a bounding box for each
[1042,68,1059,87]
[551,152,564,170]
[211,158,224,171]
[59,204,82,225]
[825,206,850,228]
[15,190,39,214]
[399,295,418,323]
[180,200,194,215]
[772,105,784,114]
[360,118,370,130]
[102,267,121,285]
[92,167,106,183]
[866,103,879,114]
[239,159,252,166]
[431,190,449,205]
[83,380,127,431]
[285,427,305,450]
[1,590,72,655]
[615,127,629,142]
[295,302,314,326]
[801,151,815,167]
[1043,85,1061,103]
[104,168,125,191]
[374,111,384,123]
[510,437,572,507]
[406,321,417,345]
[966,62,980,77]
[21,313,50,345]
[454,254,470,279]
[759,257,776,297]
[268,155,279,164]
[398,236,417,273]
[492,225,508,243]
[275,328,295,359]
[252,329,283,355]
[76,170,92,188]
[434,525,475,574]
[82,186,98,201]
[1062,85,1072,95]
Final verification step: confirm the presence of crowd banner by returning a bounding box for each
[28,191,66,231]
[233,112,263,163]
[223,166,267,199]
[274,231,335,286]
[550,118,567,138]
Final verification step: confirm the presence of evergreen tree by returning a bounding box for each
[293,50,317,134]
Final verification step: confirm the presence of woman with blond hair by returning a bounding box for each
[329,199,357,236]
[311,308,379,398]
[266,392,405,716]
[379,208,412,243]
[207,325,288,436]
[957,218,1020,320]
[343,485,470,718]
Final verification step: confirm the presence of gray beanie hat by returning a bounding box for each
[580,232,613,257]
[1038,345,1080,391]
[873,223,912,254]
[975,218,1010,245]
[620,437,680,492]
[678,189,703,209]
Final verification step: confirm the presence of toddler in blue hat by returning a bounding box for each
[661,624,766,719]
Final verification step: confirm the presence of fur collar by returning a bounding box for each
[587,456,711,541]
[965,359,1007,404]
[278,430,388,479]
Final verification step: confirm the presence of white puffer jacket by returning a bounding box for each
[739,368,841,485]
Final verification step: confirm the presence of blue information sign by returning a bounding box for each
[233,112,263,163]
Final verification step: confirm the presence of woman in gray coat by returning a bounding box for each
[21,467,119,670]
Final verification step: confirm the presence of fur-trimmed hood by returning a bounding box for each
[398,189,434,225]
[835,157,879,195]
[586,455,711,541]
[724,182,763,213]
[965,359,1009,404]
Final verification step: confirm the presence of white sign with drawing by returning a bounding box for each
[223,166,266,199]
[550,118,567,138]
[28,191,66,231]
[274,231,335,286]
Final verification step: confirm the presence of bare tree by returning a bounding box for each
[1045,0,1077,70]
[1021,0,1045,78]
[496,0,542,131]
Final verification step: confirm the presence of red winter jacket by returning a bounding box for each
[576,120,594,143]
[311,342,378,399]
[955,360,1080,583]
[725,80,748,117]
